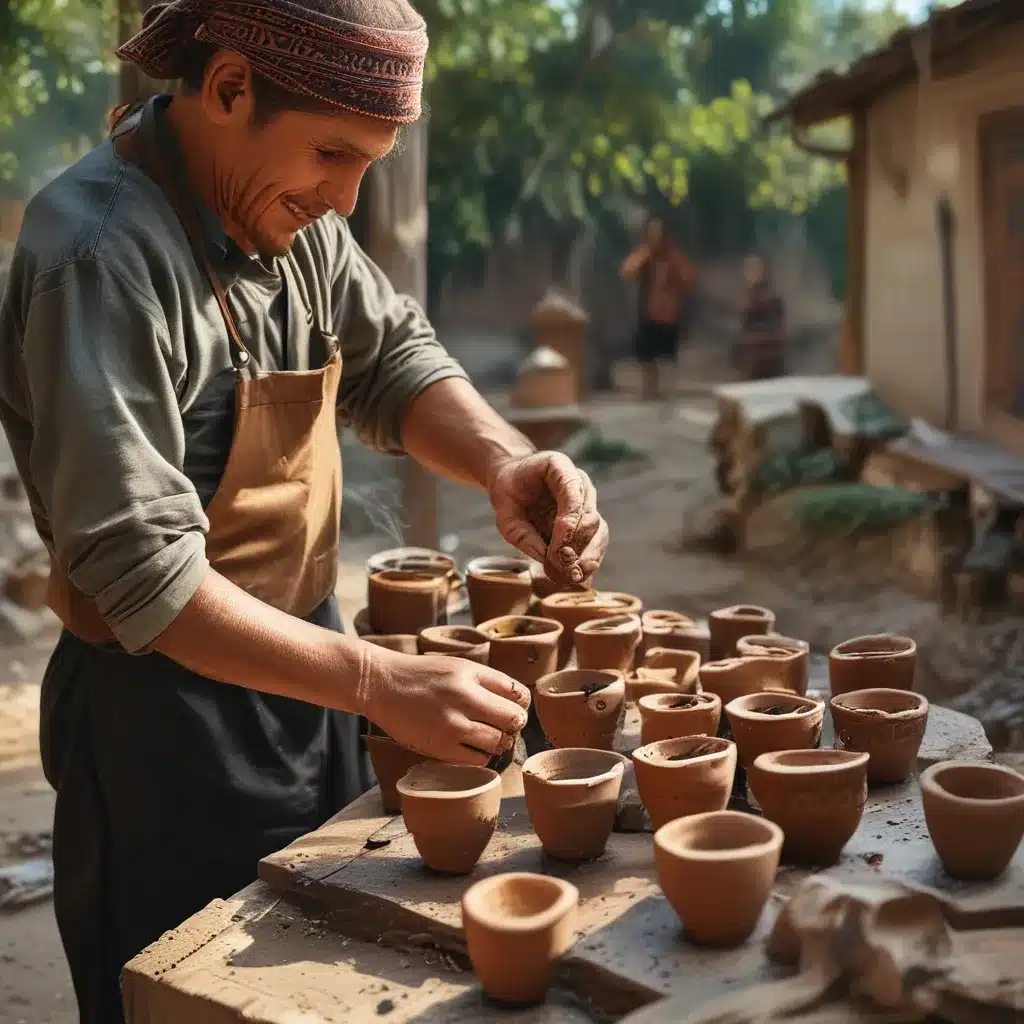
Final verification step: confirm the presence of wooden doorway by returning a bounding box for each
[981,108,1024,424]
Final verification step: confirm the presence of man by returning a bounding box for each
[736,254,787,379]
[620,218,696,401]
[0,1,608,1020]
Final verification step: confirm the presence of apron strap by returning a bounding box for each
[111,108,258,377]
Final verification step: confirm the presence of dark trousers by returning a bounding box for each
[40,595,370,1023]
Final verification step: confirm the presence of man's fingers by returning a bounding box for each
[456,718,511,757]
[576,517,610,577]
[497,512,547,563]
[475,669,532,713]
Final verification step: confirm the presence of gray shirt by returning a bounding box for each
[0,96,467,654]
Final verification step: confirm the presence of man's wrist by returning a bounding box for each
[481,436,536,495]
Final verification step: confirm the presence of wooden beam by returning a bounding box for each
[364,121,439,549]
[840,108,868,376]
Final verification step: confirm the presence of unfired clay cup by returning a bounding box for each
[574,613,642,672]
[830,688,929,785]
[638,692,722,745]
[829,634,917,697]
[534,669,626,751]
[709,605,776,660]
[724,692,825,769]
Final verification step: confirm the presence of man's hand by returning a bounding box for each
[487,451,609,587]
[360,649,532,765]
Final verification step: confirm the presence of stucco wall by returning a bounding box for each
[862,22,1024,441]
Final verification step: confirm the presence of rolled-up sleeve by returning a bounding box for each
[331,222,468,453]
[8,258,209,653]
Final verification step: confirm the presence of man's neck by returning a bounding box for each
[164,93,256,255]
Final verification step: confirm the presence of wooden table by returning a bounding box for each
[122,685,1018,1024]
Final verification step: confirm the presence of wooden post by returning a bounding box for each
[365,120,439,550]
[839,107,868,376]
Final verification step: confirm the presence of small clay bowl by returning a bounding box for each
[709,605,776,660]
[396,763,501,875]
[830,688,929,785]
[748,749,869,866]
[654,811,783,947]
[462,872,579,1006]
[698,657,792,706]
[638,692,722,745]
[364,734,436,812]
[632,736,737,830]
[418,625,490,663]
[574,613,642,672]
[736,634,810,695]
[478,615,563,689]
[641,610,710,661]
[920,761,1024,880]
[522,748,629,861]
[367,568,450,635]
[540,591,643,667]
[534,669,625,750]
[724,692,825,769]
[465,556,533,625]
[829,634,917,697]
[361,634,420,656]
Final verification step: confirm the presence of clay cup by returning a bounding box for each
[638,692,722,745]
[632,736,737,830]
[364,735,436,812]
[462,872,579,1006]
[724,692,825,769]
[396,763,502,875]
[920,761,1024,880]
[641,610,710,661]
[540,591,642,667]
[368,568,451,635]
[417,625,490,664]
[522,748,629,860]
[829,634,917,697]
[709,605,776,660]
[465,556,533,625]
[736,634,809,695]
[478,616,563,689]
[830,688,929,785]
[534,670,626,750]
[654,811,783,946]
[574,613,642,672]
[748,749,869,866]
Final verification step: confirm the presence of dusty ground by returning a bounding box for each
[0,388,1021,1023]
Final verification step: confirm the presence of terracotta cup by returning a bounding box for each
[698,656,792,707]
[631,736,737,830]
[641,610,710,662]
[724,692,825,769]
[534,670,626,751]
[574,613,642,672]
[540,591,642,668]
[748,749,869,866]
[361,634,420,656]
[830,688,929,785]
[478,616,563,688]
[366,546,456,576]
[396,763,501,875]
[626,648,701,704]
[735,635,810,695]
[709,605,776,661]
[638,692,722,745]
[364,734,436,812]
[417,625,490,664]
[367,569,450,635]
[654,811,783,947]
[462,872,579,1006]
[828,634,917,697]
[465,556,533,625]
[920,761,1024,880]
[522,748,629,861]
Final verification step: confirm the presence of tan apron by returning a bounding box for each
[46,110,342,646]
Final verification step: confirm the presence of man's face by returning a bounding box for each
[228,106,399,260]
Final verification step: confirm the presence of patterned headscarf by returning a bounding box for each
[117,0,428,123]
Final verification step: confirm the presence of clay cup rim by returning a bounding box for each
[643,610,698,627]
[830,634,916,661]
[736,634,809,657]
[574,613,642,636]
[367,547,456,576]
[638,692,719,714]
[478,615,564,641]
[632,735,734,767]
[830,688,929,718]
[523,748,629,787]
[752,749,869,775]
[396,763,501,800]
[370,568,450,588]
[726,692,824,719]
[541,590,640,612]
[655,810,783,861]
[711,604,774,622]
[536,669,625,698]
[419,625,490,647]
[920,761,1024,807]
[462,872,579,933]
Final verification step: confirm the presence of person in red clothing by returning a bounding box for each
[621,218,696,400]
